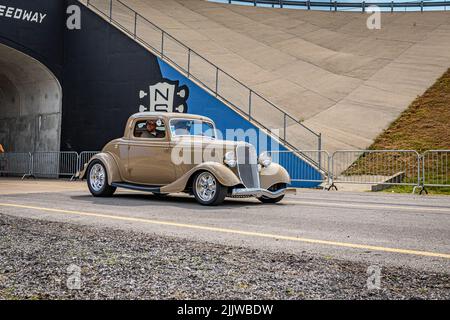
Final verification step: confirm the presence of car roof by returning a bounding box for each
[130,112,214,123]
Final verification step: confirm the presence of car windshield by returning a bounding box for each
[170,119,216,139]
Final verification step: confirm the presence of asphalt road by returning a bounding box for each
[0,178,449,274]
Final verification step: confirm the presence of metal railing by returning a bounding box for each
[330,150,421,187]
[0,152,80,180]
[421,150,450,188]
[78,151,100,172]
[32,152,79,178]
[220,0,450,12]
[0,150,448,193]
[0,152,32,179]
[81,0,322,165]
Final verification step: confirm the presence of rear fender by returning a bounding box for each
[77,153,121,185]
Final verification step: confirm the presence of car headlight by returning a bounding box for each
[258,152,272,167]
[224,151,237,168]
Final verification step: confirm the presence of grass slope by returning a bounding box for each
[370,68,450,152]
[347,69,450,194]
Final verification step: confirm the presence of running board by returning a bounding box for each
[111,182,161,193]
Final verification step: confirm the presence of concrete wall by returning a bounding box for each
[0,44,62,152]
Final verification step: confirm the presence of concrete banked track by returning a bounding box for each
[90,0,450,152]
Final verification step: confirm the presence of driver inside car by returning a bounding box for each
[141,119,165,139]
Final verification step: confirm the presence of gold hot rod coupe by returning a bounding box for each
[78,113,295,206]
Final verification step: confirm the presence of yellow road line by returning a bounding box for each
[0,202,449,259]
[286,200,450,213]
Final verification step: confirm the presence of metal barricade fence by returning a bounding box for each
[269,150,331,186]
[0,152,32,178]
[331,150,421,186]
[78,151,100,172]
[2,149,450,192]
[31,152,79,178]
[421,150,450,187]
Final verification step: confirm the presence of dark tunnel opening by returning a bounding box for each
[0,43,62,153]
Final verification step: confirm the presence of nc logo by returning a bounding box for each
[139,79,189,113]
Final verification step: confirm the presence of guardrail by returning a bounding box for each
[81,0,322,164]
[0,152,32,179]
[220,0,450,12]
[0,150,448,193]
[421,150,450,191]
[78,151,100,172]
[32,152,79,179]
[0,152,79,180]
[330,150,421,187]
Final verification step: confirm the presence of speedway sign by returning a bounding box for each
[0,4,47,24]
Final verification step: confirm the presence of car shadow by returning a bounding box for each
[70,193,263,210]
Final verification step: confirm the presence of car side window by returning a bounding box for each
[133,119,166,139]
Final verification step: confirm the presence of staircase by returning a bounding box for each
[79,0,323,165]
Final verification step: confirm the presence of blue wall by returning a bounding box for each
[157,59,322,188]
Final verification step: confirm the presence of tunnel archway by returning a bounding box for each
[0,43,62,152]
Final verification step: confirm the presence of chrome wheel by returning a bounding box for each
[89,163,105,192]
[195,172,217,202]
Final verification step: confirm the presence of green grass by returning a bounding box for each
[346,69,450,195]
[369,68,450,153]
[382,185,450,195]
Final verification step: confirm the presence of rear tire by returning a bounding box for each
[192,171,227,206]
[87,160,116,197]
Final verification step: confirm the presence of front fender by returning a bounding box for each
[161,162,240,193]
[77,152,122,185]
[259,163,291,189]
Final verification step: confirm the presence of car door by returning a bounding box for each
[127,118,176,185]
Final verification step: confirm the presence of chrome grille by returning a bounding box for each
[236,144,260,189]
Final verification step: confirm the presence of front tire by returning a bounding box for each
[258,195,285,204]
[87,160,116,197]
[258,183,287,204]
[192,171,227,206]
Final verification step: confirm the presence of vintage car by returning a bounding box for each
[78,113,295,206]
